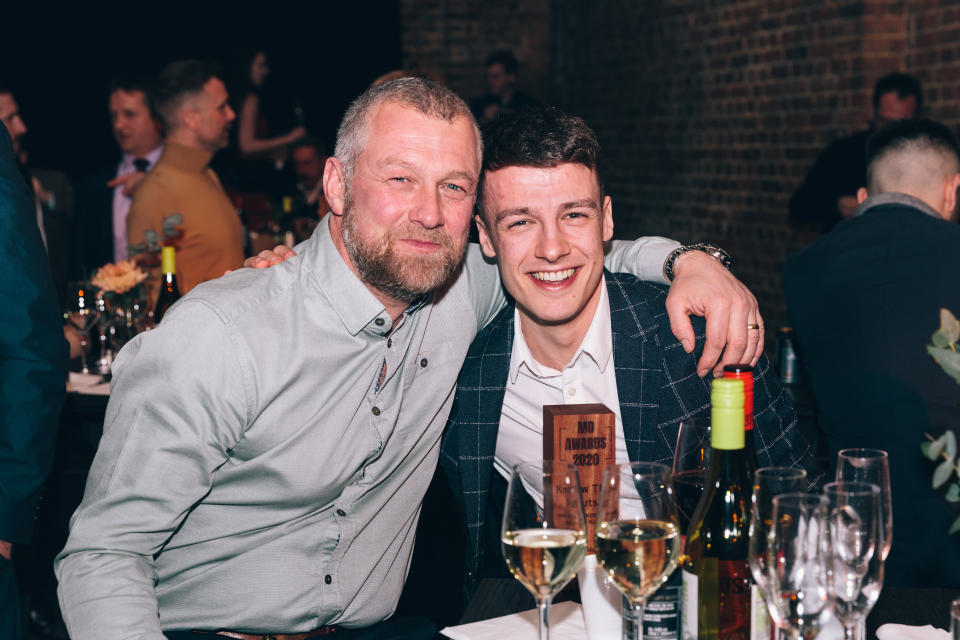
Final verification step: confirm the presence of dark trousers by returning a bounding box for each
[164,616,437,640]
[0,556,22,640]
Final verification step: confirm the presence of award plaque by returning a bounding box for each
[543,403,617,551]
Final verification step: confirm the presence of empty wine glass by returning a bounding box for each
[64,282,98,374]
[502,461,587,640]
[836,449,892,561]
[749,467,808,638]
[825,481,884,640]
[767,493,834,640]
[672,416,710,534]
[596,462,682,640]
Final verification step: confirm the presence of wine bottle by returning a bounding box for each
[682,378,753,640]
[154,246,181,324]
[722,364,758,476]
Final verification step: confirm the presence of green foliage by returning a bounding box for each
[925,309,960,534]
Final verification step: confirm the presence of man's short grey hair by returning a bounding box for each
[334,77,481,184]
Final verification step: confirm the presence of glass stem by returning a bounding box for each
[536,595,552,640]
[630,601,644,640]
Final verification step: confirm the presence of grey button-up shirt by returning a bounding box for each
[55,219,678,639]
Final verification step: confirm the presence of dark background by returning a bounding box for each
[0,0,402,177]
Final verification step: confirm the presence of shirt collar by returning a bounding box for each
[308,218,425,337]
[118,144,164,174]
[508,279,613,383]
[852,192,942,219]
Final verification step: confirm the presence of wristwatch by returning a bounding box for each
[663,242,732,282]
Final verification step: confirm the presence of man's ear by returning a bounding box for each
[323,157,347,216]
[856,187,869,204]
[942,173,960,222]
[475,214,497,259]
[601,195,614,242]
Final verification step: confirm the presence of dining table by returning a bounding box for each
[454,578,958,639]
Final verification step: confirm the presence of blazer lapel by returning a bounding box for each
[607,273,663,465]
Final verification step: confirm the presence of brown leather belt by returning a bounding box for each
[200,627,339,639]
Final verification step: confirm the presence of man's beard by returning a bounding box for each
[341,200,467,304]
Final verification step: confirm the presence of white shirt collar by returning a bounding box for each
[118,144,164,174]
[508,278,613,384]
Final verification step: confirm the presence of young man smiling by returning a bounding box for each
[440,107,819,590]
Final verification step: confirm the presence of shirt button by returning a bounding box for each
[567,388,576,397]
[420,358,428,368]
[372,406,381,416]
[375,318,385,327]
[336,509,346,517]
[387,338,392,348]
[324,575,332,585]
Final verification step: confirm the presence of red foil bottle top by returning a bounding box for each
[723,364,754,432]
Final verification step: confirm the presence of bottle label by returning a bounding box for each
[717,559,750,639]
[681,569,697,639]
[643,570,681,639]
[749,583,771,640]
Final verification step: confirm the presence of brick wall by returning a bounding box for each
[400,0,960,339]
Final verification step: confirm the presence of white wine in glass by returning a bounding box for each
[502,461,587,640]
[596,462,681,640]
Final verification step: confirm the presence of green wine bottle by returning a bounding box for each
[681,378,752,640]
[154,246,182,324]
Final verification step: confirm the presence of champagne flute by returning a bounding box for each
[64,282,98,374]
[836,449,892,560]
[672,416,710,533]
[767,493,834,640]
[596,462,682,640]
[825,481,884,640]
[748,467,808,638]
[502,461,587,640]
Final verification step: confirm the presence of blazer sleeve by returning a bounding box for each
[0,127,69,543]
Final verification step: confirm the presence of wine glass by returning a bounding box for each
[767,493,834,640]
[748,467,808,637]
[824,481,884,640]
[501,461,588,640]
[596,462,682,640]
[836,449,892,561]
[672,416,710,534]
[63,282,98,374]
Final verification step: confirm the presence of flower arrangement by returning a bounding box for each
[923,308,960,533]
[90,259,148,295]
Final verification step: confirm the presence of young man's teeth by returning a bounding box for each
[532,268,575,282]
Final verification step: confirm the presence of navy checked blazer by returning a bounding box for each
[440,271,817,582]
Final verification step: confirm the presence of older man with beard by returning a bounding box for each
[56,77,762,640]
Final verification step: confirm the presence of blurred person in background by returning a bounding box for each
[73,75,164,279]
[470,50,540,125]
[235,50,306,168]
[126,59,244,301]
[0,120,69,640]
[784,118,960,588]
[789,72,922,233]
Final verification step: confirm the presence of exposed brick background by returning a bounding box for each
[400,0,960,343]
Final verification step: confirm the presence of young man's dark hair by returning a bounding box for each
[152,59,224,130]
[872,72,923,115]
[479,106,603,213]
[484,51,519,76]
[865,118,960,188]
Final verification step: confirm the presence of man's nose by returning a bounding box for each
[535,225,570,262]
[409,189,443,229]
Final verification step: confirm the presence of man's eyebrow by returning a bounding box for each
[378,158,477,186]
[559,199,600,211]
[494,207,534,222]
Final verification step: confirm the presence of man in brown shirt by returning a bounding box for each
[127,59,243,298]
